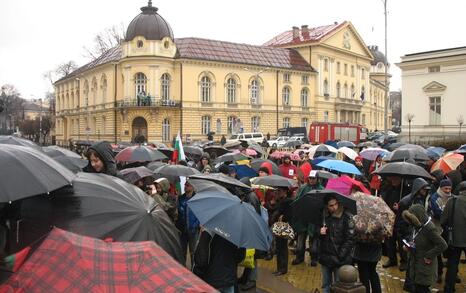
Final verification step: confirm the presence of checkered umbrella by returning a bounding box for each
[431,153,464,174]
[0,228,216,292]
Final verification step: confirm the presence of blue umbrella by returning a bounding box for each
[426,147,446,160]
[337,141,356,148]
[311,156,336,166]
[187,179,272,251]
[229,164,258,179]
[324,140,338,149]
[455,144,466,154]
[316,159,361,175]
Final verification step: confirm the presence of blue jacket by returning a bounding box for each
[177,193,200,235]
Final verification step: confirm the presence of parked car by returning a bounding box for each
[226,132,265,143]
[288,136,309,144]
[267,136,289,147]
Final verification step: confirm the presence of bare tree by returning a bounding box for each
[0,84,24,133]
[43,61,79,85]
[83,23,126,60]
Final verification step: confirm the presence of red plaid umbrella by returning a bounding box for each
[1,228,215,293]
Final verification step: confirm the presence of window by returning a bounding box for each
[91,79,98,105]
[250,79,260,104]
[429,96,441,125]
[351,84,355,98]
[227,116,237,134]
[360,86,365,101]
[324,59,329,71]
[215,119,222,134]
[201,116,211,135]
[200,76,211,102]
[251,116,260,132]
[283,73,290,82]
[344,83,348,98]
[283,117,290,128]
[161,73,170,101]
[135,73,147,96]
[101,77,107,104]
[300,88,308,107]
[137,40,144,48]
[226,78,236,103]
[83,80,89,107]
[336,62,341,74]
[362,114,366,125]
[344,64,348,75]
[361,68,365,79]
[336,82,341,98]
[351,65,355,77]
[302,75,309,84]
[428,66,440,73]
[282,87,290,106]
[324,111,329,122]
[162,118,170,141]
[301,118,308,128]
[323,79,329,96]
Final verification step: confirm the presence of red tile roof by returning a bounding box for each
[263,22,346,47]
[175,38,314,71]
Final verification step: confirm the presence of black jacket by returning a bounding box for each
[353,242,382,263]
[193,230,245,289]
[83,141,120,177]
[318,208,355,268]
[397,178,430,238]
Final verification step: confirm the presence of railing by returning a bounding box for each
[116,97,181,108]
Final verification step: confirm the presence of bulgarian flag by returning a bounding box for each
[3,246,31,272]
[172,132,187,194]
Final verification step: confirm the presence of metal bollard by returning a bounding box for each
[330,265,366,293]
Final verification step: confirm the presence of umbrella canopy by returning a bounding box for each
[0,145,75,202]
[115,145,167,162]
[315,144,338,154]
[223,141,242,149]
[397,144,426,151]
[188,173,251,190]
[338,146,358,160]
[292,189,357,226]
[156,147,174,159]
[120,166,155,184]
[430,153,464,174]
[311,156,336,166]
[148,141,167,148]
[357,141,377,148]
[19,172,183,262]
[183,146,203,156]
[1,228,214,292]
[203,145,230,158]
[154,164,200,177]
[326,175,370,196]
[244,148,258,156]
[247,143,265,155]
[42,145,81,158]
[316,159,361,175]
[388,148,430,163]
[316,170,339,180]
[359,147,390,161]
[426,146,446,160]
[251,174,297,188]
[214,152,251,164]
[53,156,88,173]
[337,141,356,148]
[0,135,42,151]
[282,140,302,148]
[385,142,406,151]
[228,164,258,179]
[454,144,466,154]
[250,159,281,175]
[187,179,272,250]
[373,161,432,180]
[146,161,167,171]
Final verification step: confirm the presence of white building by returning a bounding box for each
[397,46,466,142]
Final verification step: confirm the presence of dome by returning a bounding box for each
[368,45,387,66]
[125,1,174,42]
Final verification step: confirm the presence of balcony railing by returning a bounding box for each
[117,97,181,108]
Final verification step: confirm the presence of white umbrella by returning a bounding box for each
[338,146,358,161]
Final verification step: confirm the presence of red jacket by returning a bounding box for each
[279,163,298,179]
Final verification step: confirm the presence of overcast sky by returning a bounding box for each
[1,0,465,99]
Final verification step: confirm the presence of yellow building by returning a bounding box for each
[54,1,390,145]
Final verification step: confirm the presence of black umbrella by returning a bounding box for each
[156,147,174,159]
[155,164,200,177]
[251,175,297,188]
[120,166,155,184]
[0,135,42,151]
[42,145,81,158]
[19,172,184,263]
[183,146,203,156]
[53,156,88,173]
[215,152,251,164]
[385,142,406,151]
[317,170,339,180]
[0,145,75,202]
[292,189,357,226]
[148,141,167,148]
[223,141,242,149]
[146,161,167,171]
[282,141,302,148]
[397,144,426,151]
[203,146,230,158]
[373,161,432,180]
[115,146,167,162]
[250,159,281,175]
[188,173,251,190]
[388,149,429,162]
[247,143,265,155]
[357,141,377,148]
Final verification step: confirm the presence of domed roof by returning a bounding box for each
[125,1,174,42]
[368,45,387,66]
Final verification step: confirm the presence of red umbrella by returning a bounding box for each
[1,228,215,293]
[431,153,464,174]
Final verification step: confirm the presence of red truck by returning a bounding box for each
[309,122,368,144]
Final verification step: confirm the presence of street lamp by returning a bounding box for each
[458,115,464,136]
[406,113,414,144]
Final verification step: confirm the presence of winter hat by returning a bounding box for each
[258,167,270,175]
[439,179,452,188]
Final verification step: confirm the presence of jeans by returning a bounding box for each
[218,286,234,293]
[444,246,464,293]
[357,261,381,293]
[321,265,339,293]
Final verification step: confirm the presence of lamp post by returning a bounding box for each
[458,115,464,137]
[406,113,414,144]
[382,0,389,133]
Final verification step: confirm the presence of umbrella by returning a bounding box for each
[426,146,446,160]
[228,164,258,179]
[148,141,167,148]
[115,145,167,162]
[247,143,265,155]
[337,141,356,148]
[42,145,81,158]
[154,164,200,177]
[19,172,183,262]
[223,141,242,149]
[244,148,258,156]
[388,148,430,162]
[269,151,286,160]
[350,192,395,243]
[156,147,174,159]
[338,146,358,160]
[315,144,338,154]
[359,147,390,161]
[385,142,406,151]
[311,156,336,166]
[326,175,370,196]
[251,174,297,188]
[146,161,167,171]
[454,144,466,154]
[250,159,281,175]
[316,170,339,180]
[203,145,230,158]
[0,135,42,151]
[0,145,75,202]
[120,166,155,184]
[184,146,203,156]
[282,140,302,148]
[357,141,377,148]
[292,189,357,226]
[53,156,88,173]
[397,144,426,151]
[316,160,362,175]
[188,173,251,190]
[1,228,214,293]
[430,153,464,174]
[187,179,272,250]
[324,140,338,149]
[214,152,251,164]
[373,161,432,180]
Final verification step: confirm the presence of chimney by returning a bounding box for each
[292,26,300,40]
[301,25,309,38]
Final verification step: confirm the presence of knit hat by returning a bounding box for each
[258,166,270,175]
[439,179,452,188]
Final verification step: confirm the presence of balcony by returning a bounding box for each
[335,97,363,111]
[117,96,181,109]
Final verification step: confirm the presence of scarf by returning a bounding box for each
[435,187,451,212]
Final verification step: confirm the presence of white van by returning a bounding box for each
[226,132,264,143]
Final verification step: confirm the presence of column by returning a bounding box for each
[318,56,323,96]
[124,65,131,98]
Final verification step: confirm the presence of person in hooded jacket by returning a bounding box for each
[197,152,212,172]
[153,178,178,222]
[402,204,447,293]
[84,141,121,177]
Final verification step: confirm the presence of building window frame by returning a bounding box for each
[283,72,291,83]
[429,96,441,125]
[162,118,170,141]
[200,76,212,103]
[226,78,236,104]
[336,62,341,74]
[250,79,260,105]
[161,73,170,101]
[283,117,290,128]
[201,116,211,135]
[135,72,147,96]
[251,116,260,132]
[428,66,440,73]
[282,86,291,106]
[300,87,308,107]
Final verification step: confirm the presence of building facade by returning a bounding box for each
[54,2,390,145]
[397,46,466,142]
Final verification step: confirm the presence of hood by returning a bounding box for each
[86,141,118,176]
[260,161,273,176]
[454,181,466,195]
[402,204,429,228]
[155,178,170,193]
[447,170,462,189]
[430,169,445,182]
[411,178,430,196]
[200,152,211,161]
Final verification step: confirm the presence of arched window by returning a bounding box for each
[201,116,211,135]
[283,117,290,128]
[360,86,365,101]
[282,87,291,106]
[227,116,237,134]
[250,79,260,104]
[351,84,355,98]
[135,73,147,96]
[300,88,308,107]
[336,82,341,98]
[344,83,348,98]
[101,76,107,104]
[200,76,211,102]
[251,116,260,132]
[83,80,89,107]
[91,78,98,105]
[162,118,170,141]
[216,119,222,134]
[226,78,236,103]
[161,73,170,101]
[323,79,329,95]
[65,93,69,109]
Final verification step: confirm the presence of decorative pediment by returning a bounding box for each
[423,81,447,93]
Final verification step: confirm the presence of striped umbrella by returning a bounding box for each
[431,153,464,174]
